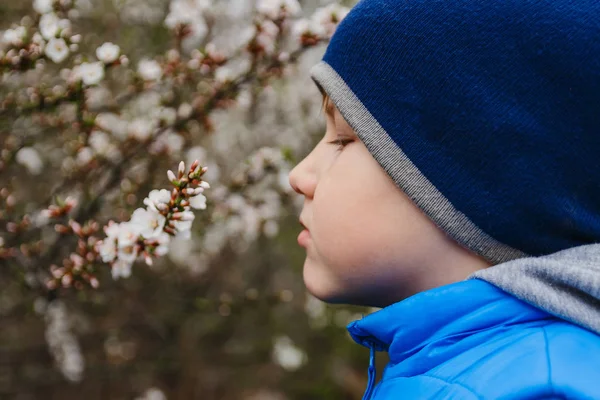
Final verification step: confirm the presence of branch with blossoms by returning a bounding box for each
[0,0,354,387]
[0,0,350,383]
[46,160,209,290]
[0,0,349,285]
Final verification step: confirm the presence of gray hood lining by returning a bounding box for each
[472,244,600,335]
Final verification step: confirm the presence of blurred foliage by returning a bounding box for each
[0,1,390,400]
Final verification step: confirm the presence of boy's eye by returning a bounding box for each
[327,137,353,150]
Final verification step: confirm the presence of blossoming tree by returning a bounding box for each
[0,0,372,398]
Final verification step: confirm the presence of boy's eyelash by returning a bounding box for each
[327,138,353,149]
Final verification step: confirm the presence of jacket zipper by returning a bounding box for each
[362,343,377,400]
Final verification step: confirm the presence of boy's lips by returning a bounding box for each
[298,228,311,247]
[298,218,310,247]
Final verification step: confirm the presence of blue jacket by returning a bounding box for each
[348,279,600,399]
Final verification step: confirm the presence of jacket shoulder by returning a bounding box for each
[445,321,600,399]
[544,322,600,398]
[406,320,600,399]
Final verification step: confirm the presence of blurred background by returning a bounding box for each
[0,0,395,399]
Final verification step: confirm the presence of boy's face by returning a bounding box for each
[289,98,489,307]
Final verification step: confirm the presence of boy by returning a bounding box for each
[289,0,600,398]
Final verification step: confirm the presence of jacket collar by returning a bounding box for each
[347,279,553,363]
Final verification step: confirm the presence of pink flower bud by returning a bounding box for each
[172,211,194,221]
[167,169,177,182]
[190,160,199,173]
[69,220,82,235]
[61,274,72,287]
[144,253,153,266]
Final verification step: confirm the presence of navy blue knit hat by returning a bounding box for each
[311,0,600,264]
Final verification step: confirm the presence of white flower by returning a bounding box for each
[143,189,171,212]
[154,107,177,125]
[34,0,54,14]
[45,37,69,63]
[256,20,279,54]
[272,336,306,371]
[189,194,207,210]
[16,147,43,175]
[263,220,279,238]
[147,189,171,204]
[39,13,60,39]
[165,1,194,28]
[292,18,324,38]
[117,243,138,265]
[215,66,234,83]
[151,130,184,154]
[137,59,162,81]
[164,131,184,153]
[256,0,301,19]
[117,222,139,244]
[2,27,26,46]
[76,146,94,165]
[104,221,121,238]
[89,130,111,154]
[130,207,166,239]
[153,232,170,256]
[75,62,104,86]
[32,32,45,48]
[128,118,156,141]
[226,193,246,212]
[277,169,293,193]
[96,42,120,63]
[173,220,193,239]
[97,238,117,262]
[95,113,128,140]
[164,1,209,52]
[311,4,349,37]
[178,103,193,119]
[111,259,132,280]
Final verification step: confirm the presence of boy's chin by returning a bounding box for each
[302,259,386,307]
[302,259,346,303]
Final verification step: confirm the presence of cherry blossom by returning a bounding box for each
[137,59,162,81]
[143,189,171,211]
[256,0,301,19]
[96,42,120,63]
[97,237,117,263]
[39,12,60,39]
[111,259,132,279]
[130,208,166,239]
[2,27,27,47]
[311,4,350,37]
[33,0,54,14]
[45,37,69,63]
[16,147,44,175]
[128,119,156,141]
[272,336,306,371]
[75,62,105,86]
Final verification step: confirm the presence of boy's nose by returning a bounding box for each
[289,154,317,199]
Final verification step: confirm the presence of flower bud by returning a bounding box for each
[167,169,177,182]
[90,277,99,288]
